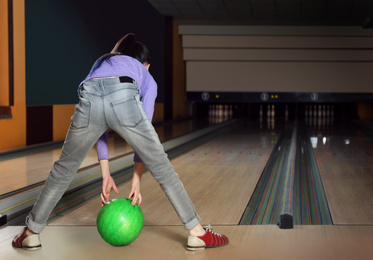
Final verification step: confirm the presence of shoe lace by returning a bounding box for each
[204,224,222,237]
[204,224,212,232]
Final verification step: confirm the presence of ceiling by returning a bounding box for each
[147,0,373,27]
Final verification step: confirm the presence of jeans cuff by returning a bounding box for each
[26,215,46,234]
[184,214,201,230]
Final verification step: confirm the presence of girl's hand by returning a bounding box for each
[129,162,144,206]
[101,173,119,207]
[99,159,119,207]
[129,175,142,206]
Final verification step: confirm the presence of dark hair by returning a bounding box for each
[92,33,151,70]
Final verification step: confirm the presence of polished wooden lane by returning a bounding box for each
[314,134,373,224]
[0,147,99,195]
[2,225,373,260]
[2,119,373,260]
[48,122,277,226]
[0,119,211,195]
[310,121,373,224]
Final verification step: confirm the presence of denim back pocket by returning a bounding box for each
[111,96,143,127]
[71,99,91,129]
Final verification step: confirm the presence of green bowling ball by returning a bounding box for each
[97,198,144,246]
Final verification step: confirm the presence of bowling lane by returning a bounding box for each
[0,119,213,195]
[49,121,280,226]
[308,119,373,224]
[2,225,373,260]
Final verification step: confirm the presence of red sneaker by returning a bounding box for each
[12,227,41,250]
[187,225,229,250]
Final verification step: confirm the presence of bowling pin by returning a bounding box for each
[314,105,317,118]
[285,105,289,122]
[318,105,322,119]
[259,104,263,122]
[259,104,263,117]
[271,117,275,130]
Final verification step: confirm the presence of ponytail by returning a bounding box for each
[111,33,150,64]
[92,33,151,72]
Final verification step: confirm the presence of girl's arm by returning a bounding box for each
[99,159,119,207]
[129,162,144,206]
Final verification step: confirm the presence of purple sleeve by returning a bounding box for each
[133,153,142,163]
[141,77,157,121]
[97,131,109,161]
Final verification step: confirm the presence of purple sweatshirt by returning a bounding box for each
[80,55,157,162]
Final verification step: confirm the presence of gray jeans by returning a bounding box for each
[26,77,201,233]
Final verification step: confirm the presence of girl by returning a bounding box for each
[13,33,228,251]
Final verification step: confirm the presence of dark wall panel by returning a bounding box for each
[25,0,165,105]
[26,106,53,145]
